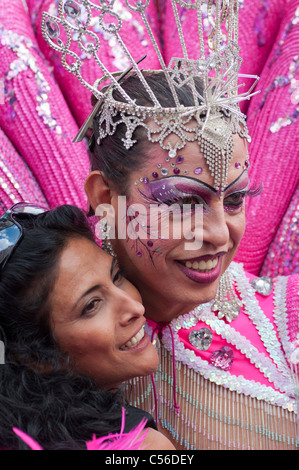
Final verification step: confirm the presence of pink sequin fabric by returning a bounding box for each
[0,127,48,212]
[140,263,299,449]
[0,0,89,210]
[146,263,299,409]
[0,0,298,277]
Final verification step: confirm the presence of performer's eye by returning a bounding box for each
[224,191,247,212]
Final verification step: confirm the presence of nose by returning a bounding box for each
[203,206,230,249]
[113,287,145,326]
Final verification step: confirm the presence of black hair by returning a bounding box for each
[0,205,124,450]
[90,71,205,195]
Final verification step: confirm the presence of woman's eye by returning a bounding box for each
[82,299,101,316]
[113,269,125,285]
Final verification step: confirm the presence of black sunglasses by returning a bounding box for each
[0,202,48,271]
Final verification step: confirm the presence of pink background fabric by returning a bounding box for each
[0,0,298,277]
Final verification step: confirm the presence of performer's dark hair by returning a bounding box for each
[0,205,123,450]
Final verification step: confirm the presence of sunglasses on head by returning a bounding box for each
[0,202,48,272]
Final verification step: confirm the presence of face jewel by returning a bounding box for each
[251,277,273,296]
[210,346,234,371]
[176,156,184,164]
[45,20,60,38]
[235,162,241,168]
[244,160,250,168]
[212,300,242,322]
[188,328,213,351]
[161,168,168,176]
[64,0,81,18]
[169,149,176,159]
[194,167,203,175]
[152,172,158,179]
[173,168,180,174]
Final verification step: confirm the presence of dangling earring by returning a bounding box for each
[212,270,243,322]
[96,219,116,257]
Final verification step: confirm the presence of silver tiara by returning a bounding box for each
[41,0,259,192]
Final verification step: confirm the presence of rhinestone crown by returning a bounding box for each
[41,0,259,192]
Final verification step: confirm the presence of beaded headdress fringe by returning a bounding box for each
[41,0,260,192]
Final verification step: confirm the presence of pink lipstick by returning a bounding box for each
[176,252,225,284]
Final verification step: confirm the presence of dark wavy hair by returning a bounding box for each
[0,205,124,450]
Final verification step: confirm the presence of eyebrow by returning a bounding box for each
[71,257,115,312]
[110,257,117,277]
[224,170,248,191]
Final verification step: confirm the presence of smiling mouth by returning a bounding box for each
[178,251,226,272]
[119,326,145,351]
[175,252,227,284]
[184,257,219,272]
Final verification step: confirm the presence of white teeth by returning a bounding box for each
[185,257,218,271]
[120,326,145,351]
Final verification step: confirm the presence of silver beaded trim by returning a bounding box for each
[153,263,297,410]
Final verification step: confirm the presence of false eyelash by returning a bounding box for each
[246,182,263,197]
[138,187,181,205]
[138,187,207,209]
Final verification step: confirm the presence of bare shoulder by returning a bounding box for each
[141,428,176,450]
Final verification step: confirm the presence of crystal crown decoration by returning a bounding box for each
[41,0,260,192]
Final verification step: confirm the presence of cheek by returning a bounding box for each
[54,322,111,360]
[229,211,246,245]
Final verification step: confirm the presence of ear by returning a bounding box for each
[84,171,113,212]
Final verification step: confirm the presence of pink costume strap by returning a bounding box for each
[285,274,299,346]
[147,318,180,425]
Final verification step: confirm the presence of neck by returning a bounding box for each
[141,290,201,324]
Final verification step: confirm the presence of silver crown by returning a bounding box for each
[41,0,259,192]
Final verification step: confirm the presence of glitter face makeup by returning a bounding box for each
[105,136,252,322]
[139,171,251,215]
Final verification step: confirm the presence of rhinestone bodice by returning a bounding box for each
[125,262,299,450]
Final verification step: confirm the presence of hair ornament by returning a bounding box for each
[41,0,260,193]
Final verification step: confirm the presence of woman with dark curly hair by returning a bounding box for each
[0,203,174,450]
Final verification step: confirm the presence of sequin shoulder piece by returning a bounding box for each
[151,262,299,411]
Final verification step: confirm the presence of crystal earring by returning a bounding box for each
[97,219,116,257]
[212,270,243,322]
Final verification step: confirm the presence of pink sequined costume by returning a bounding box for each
[137,262,299,450]
[0,0,298,277]
[0,0,89,211]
